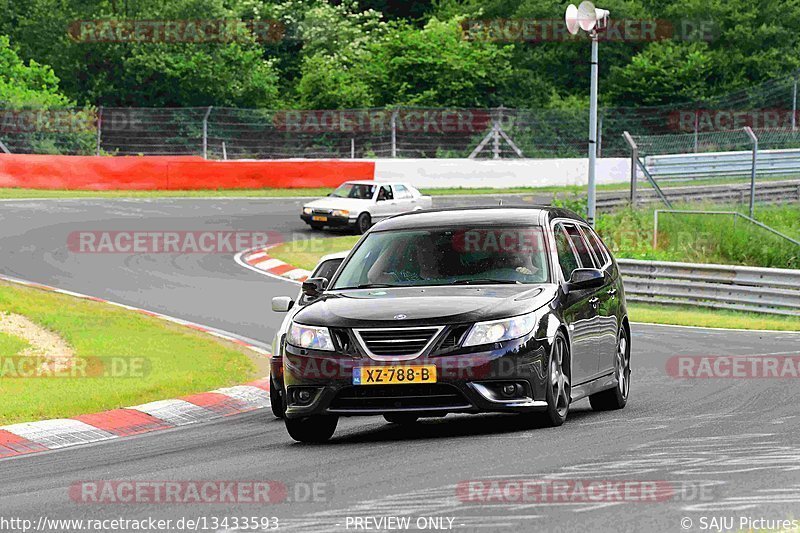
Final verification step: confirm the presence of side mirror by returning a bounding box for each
[302,277,328,298]
[271,296,294,313]
[566,268,604,293]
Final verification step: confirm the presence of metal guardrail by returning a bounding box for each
[597,179,800,209]
[644,148,800,181]
[617,259,800,316]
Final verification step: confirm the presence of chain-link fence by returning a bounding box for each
[622,126,800,215]
[0,106,594,159]
[4,70,800,159]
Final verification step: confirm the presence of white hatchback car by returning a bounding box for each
[301,181,433,233]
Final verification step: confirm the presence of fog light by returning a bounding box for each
[297,390,312,403]
[502,384,517,397]
[289,387,318,406]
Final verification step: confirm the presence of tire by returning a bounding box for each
[285,415,338,443]
[309,223,324,231]
[269,375,285,419]
[589,327,630,411]
[356,213,371,234]
[541,331,570,427]
[383,413,419,425]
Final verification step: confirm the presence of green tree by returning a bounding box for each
[362,17,514,107]
[1,0,283,107]
[0,35,71,107]
[606,41,717,106]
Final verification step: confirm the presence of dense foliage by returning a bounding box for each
[1,0,799,109]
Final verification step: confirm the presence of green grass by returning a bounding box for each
[270,235,361,271]
[0,281,259,424]
[629,303,800,331]
[597,203,800,269]
[0,176,790,199]
[0,330,29,357]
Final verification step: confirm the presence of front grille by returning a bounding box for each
[329,384,471,411]
[354,327,442,357]
[312,208,332,215]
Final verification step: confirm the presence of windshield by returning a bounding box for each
[332,227,550,289]
[330,183,376,199]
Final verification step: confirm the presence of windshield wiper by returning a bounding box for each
[452,279,523,285]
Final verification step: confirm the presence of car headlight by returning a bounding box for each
[288,322,335,351]
[463,309,543,347]
[332,209,350,217]
[303,207,313,215]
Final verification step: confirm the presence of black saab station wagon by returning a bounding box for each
[280,207,631,442]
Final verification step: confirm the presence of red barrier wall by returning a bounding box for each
[0,155,375,190]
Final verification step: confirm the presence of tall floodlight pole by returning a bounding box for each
[566,1,610,227]
[587,34,599,226]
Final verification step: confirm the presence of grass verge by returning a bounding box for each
[0,281,259,425]
[266,236,800,331]
[596,203,800,269]
[628,303,800,332]
[0,330,29,357]
[0,176,789,199]
[270,236,360,271]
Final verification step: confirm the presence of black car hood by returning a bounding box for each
[292,285,558,327]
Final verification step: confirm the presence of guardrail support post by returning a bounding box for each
[623,131,638,207]
[744,126,758,218]
[202,106,213,159]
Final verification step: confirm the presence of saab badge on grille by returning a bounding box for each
[394,314,407,320]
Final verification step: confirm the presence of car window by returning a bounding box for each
[563,224,596,268]
[377,186,393,201]
[554,224,581,280]
[330,183,375,199]
[313,258,344,282]
[582,226,610,268]
[394,184,411,199]
[333,226,550,288]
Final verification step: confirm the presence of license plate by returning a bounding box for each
[312,215,328,222]
[353,365,437,385]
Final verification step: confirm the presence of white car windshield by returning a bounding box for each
[330,183,376,199]
[333,227,550,289]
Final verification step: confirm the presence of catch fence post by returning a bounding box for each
[96,106,103,156]
[202,106,213,159]
[743,126,758,218]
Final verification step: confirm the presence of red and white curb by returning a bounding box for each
[235,246,311,285]
[0,273,272,460]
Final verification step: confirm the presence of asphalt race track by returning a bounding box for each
[1,197,800,532]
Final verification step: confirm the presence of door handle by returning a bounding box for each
[607,288,617,298]
[589,297,600,307]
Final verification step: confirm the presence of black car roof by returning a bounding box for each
[373,206,587,231]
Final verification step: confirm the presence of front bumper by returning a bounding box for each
[300,214,354,228]
[283,334,553,419]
